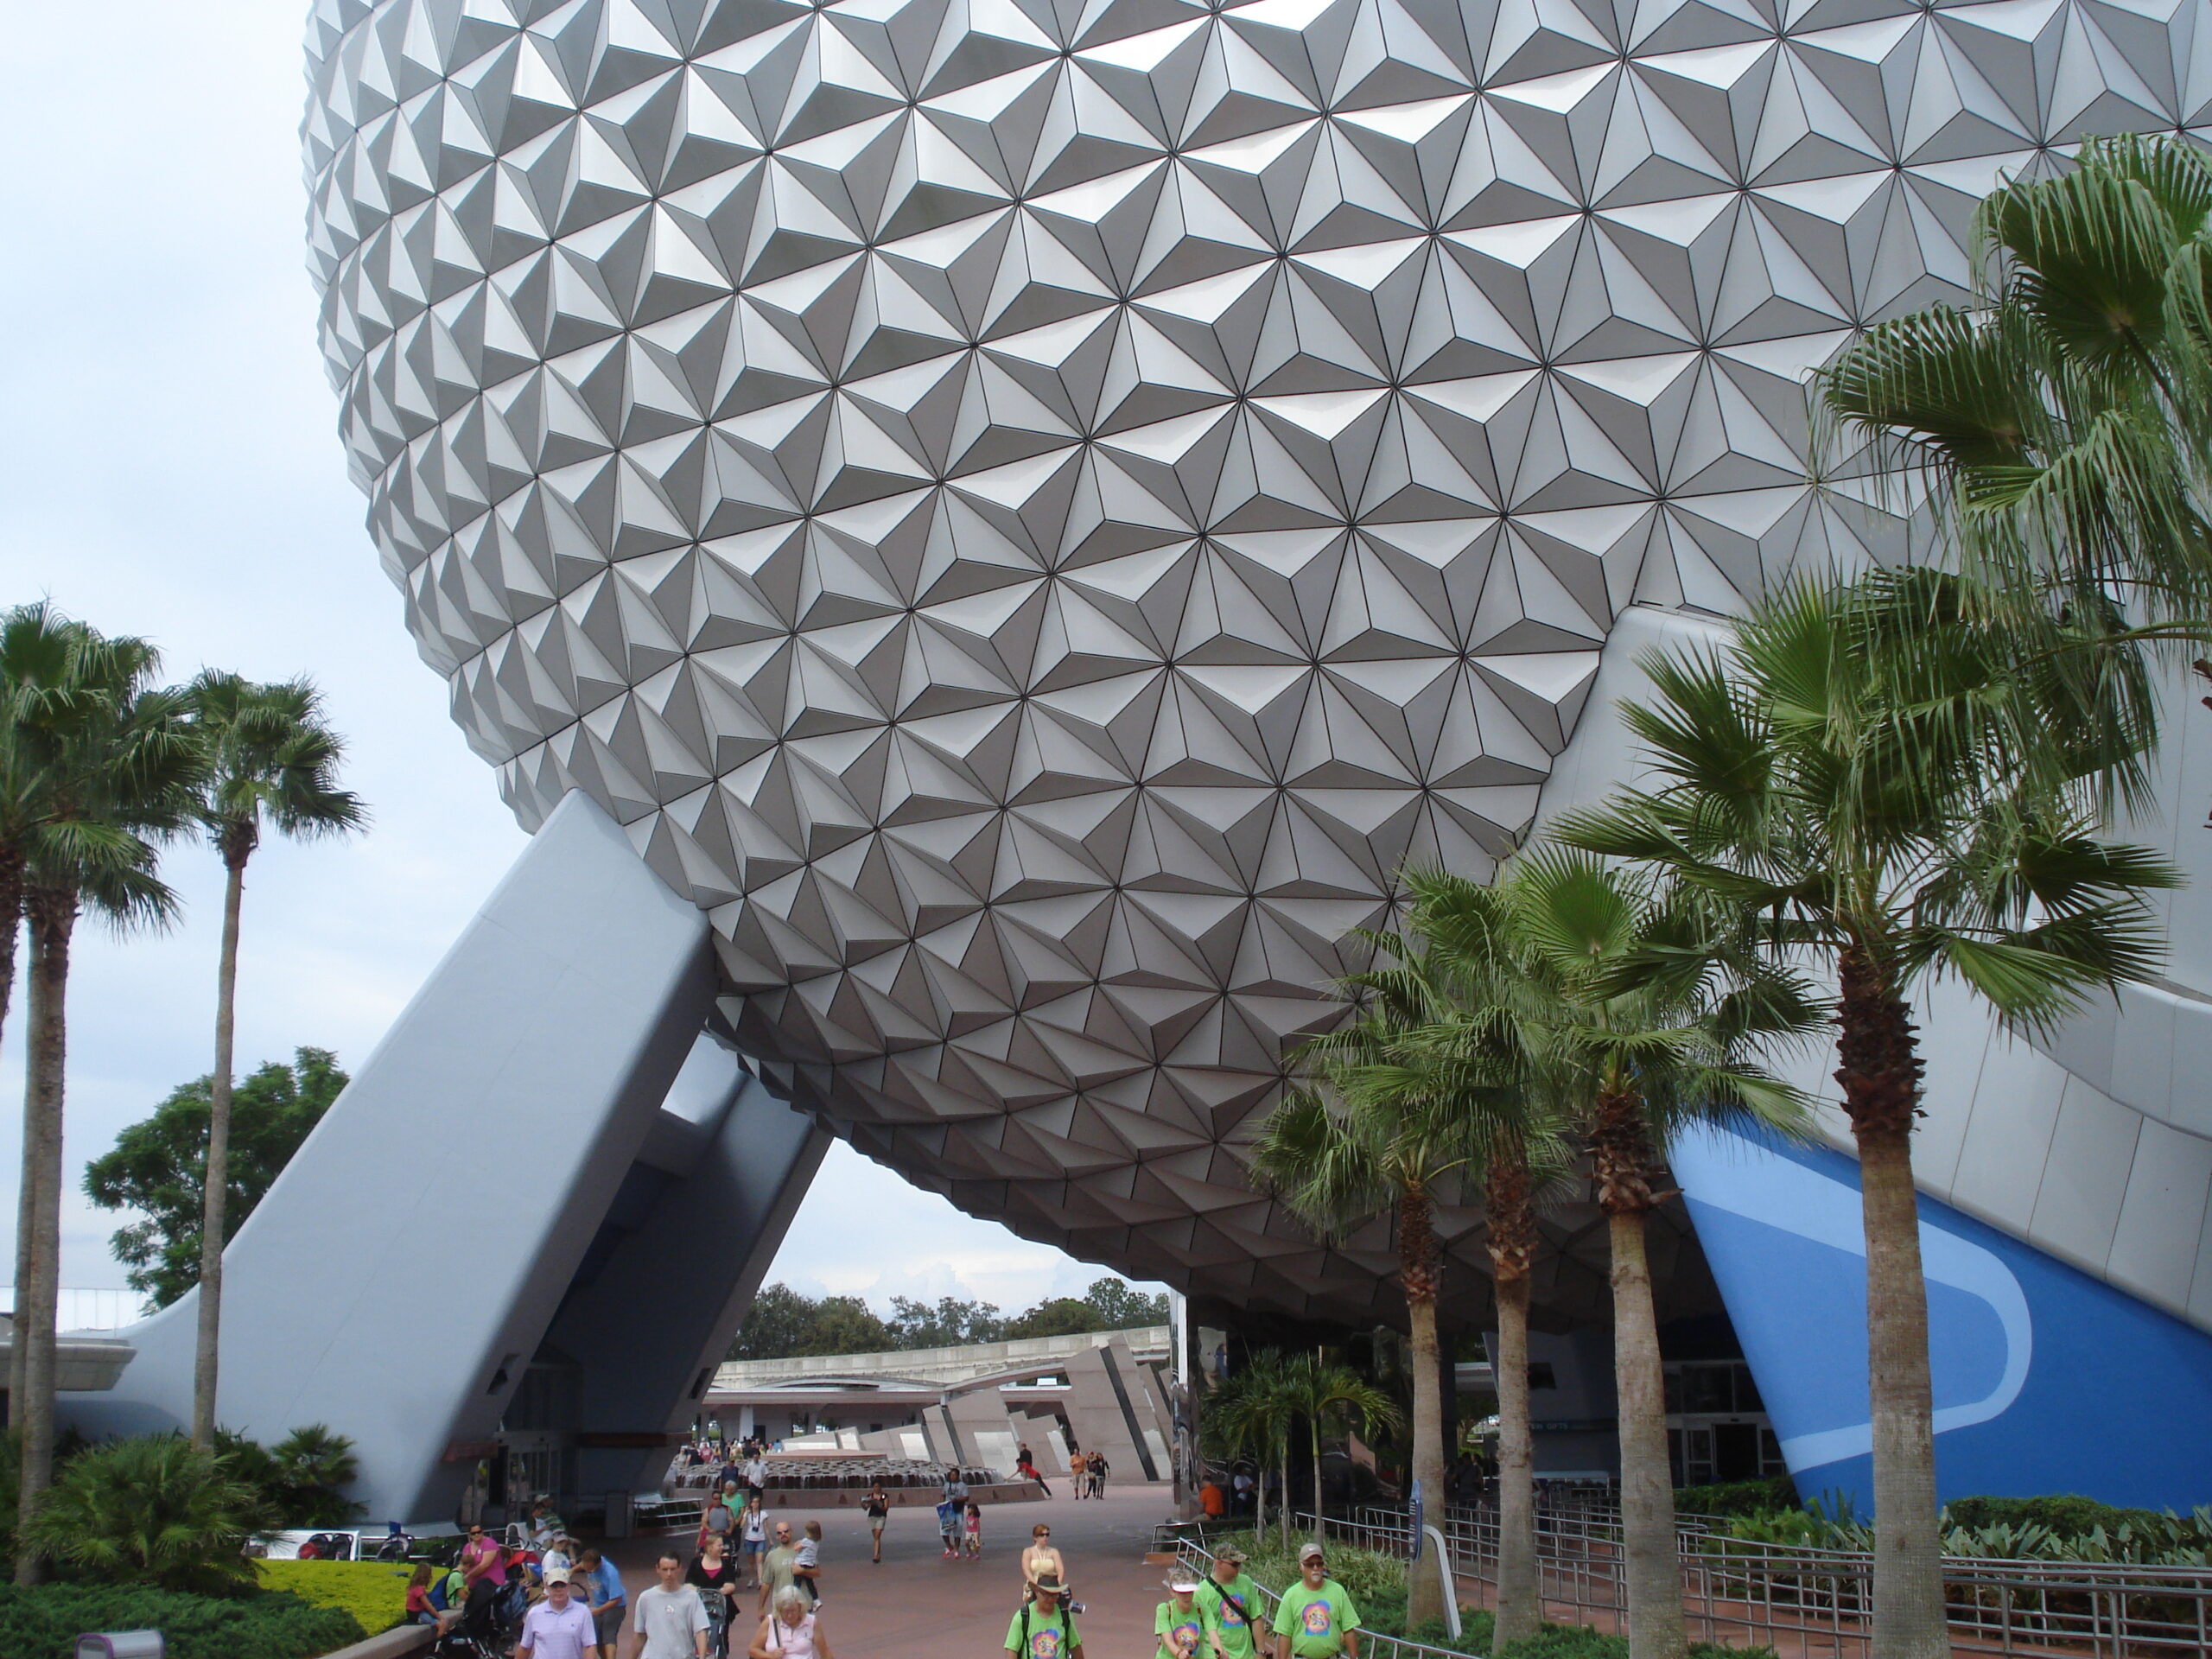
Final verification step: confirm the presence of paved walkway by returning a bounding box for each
[610,1484,1181,1658]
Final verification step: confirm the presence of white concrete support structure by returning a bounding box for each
[68,792,825,1524]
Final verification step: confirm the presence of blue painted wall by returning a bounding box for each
[1669,1126,2212,1515]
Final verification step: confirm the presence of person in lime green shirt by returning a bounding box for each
[1156,1572,1222,1659]
[1195,1547,1271,1659]
[1274,1542,1357,1659]
[1005,1573,1083,1659]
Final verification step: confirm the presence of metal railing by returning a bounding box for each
[1170,1533,1478,1659]
[1308,1501,2212,1658]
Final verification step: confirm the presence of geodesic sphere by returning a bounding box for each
[302,0,2198,1321]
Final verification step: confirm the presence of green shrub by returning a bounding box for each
[1942,1494,2165,1538]
[216,1424,363,1529]
[0,1582,361,1659]
[22,1436,269,1592]
[253,1559,410,1634]
[1494,1630,1772,1659]
[1674,1476,1800,1519]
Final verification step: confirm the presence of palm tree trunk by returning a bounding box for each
[1312,1415,1326,1535]
[1279,1440,1292,1548]
[1836,950,1947,1659]
[15,885,74,1582]
[191,843,248,1450]
[1,843,27,1423]
[1592,1090,1687,1659]
[1402,1185,1448,1628]
[1488,1147,1540,1647]
[1609,1208,1686,1659]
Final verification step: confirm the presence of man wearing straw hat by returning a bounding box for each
[1004,1572,1084,1659]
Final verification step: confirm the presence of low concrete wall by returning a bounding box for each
[318,1622,434,1659]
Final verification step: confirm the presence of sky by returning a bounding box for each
[0,1,1146,1325]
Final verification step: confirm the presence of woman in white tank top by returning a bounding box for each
[751,1586,835,1658]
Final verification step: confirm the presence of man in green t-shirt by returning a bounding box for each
[1274,1541,1357,1659]
[1156,1571,1222,1659]
[1005,1573,1084,1659]
[1195,1546,1271,1659]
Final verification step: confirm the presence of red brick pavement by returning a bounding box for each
[609,1483,1184,1658]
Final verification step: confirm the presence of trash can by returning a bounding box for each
[76,1636,165,1659]
[603,1489,633,1540]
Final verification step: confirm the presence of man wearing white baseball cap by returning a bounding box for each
[1156,1568,1224,1659]
[1274,1542,1357,1659]
[521,1571,599,1659]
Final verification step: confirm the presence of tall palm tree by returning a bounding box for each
[1816,133,2212,819]
[1281,1355,1398,1533]
[1554,573,2179,1659]
[10,628,198,1580]
[1486,854,1815,1659]
[184,673,364,1452]
[1377,874,1569,1648]
[1252,944,1569,1628]
[1206,1349,1294,1540]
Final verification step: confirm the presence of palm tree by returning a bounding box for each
[1206,1349,1294,1540]
[1554,573,2179,1659]
[1480,855,1815,1659]
[1375,874,1570,1648]
[10,628,198,1580]
[1816,133,2212,818]
[1281,1355,1398,1533]
[184,673,364,1452]
[1252,945,1569,1628]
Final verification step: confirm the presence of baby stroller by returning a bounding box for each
[434,1576,508,1658]
[699,1586,731,1659]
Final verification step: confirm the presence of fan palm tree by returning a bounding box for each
[1554,573,2179,1659]
[10,629,198,1580]
[184,673,364,1452]
[1372,874,1572,1648]
[1281,1355,1399,1533]
[1252,942,1571,1628]
[1479,855,1817,1659]
[1816,133,2212,818]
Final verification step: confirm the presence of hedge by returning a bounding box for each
[255,1560,412,1636]
[0,1582,363,1659]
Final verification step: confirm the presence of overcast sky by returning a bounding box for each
[0,1,1142,1324]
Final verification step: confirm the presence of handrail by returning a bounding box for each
[1303,1501,2212,1658]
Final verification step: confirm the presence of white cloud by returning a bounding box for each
[0,1,1160,1323]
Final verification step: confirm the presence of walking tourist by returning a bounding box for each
[1020,1522,1064,1595]
[1196,1545,1269,1659]
[1274,1543,1357,1659]
[863,1483,889,1563]
[461,1522,506,1599]
[575,1547,628,1659]
[943,1463,968,1505]
[742,1448,768,1500]
[963,1499,983,1558]
[1069,1447,1087,1497]
[629,1551,710,1659]
[1086,1450,1109,1499]
[687,1535,741,1657]
[937,1494,962,1558]
[748,1585,835,1658]
[1005,1572,1083,1659]
[1015,1446,1052,1497]
[739,1497,768,1589]
[520,1572,598,1659]
[701,1480,739,1554]
[759,1520,799,1614]
[1157,1570,1223,1659]
[795,1519,823,1606]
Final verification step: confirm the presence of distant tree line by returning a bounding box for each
[727,1275,1168,1360]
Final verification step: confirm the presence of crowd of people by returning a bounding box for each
[419,1445,1364,1659]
